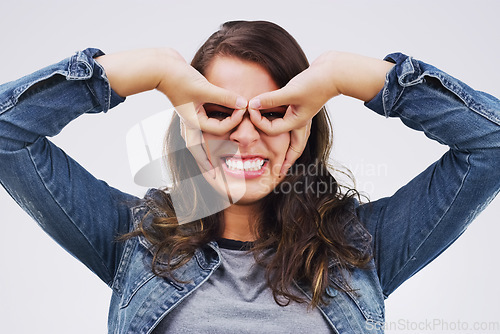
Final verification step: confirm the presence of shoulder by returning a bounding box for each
[342,197,373,249]
[130,188,172,228]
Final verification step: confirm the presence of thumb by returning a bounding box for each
[248,86,302,135]
[205,83,248,109]
[248,86,294,110]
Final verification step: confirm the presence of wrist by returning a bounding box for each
[318,51,393,102]
[310,51,343,99]
[96,48,170,97]
[155,47,188,92]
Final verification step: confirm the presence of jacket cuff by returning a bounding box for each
[363,52,411,118]
[67,47,125,112]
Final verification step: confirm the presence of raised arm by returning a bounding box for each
[357,53,500,297]
[248,51,500,296]
[96,48,248,176]
[0,48,132,284]
[247,51,394,174]
[0,47,245,284]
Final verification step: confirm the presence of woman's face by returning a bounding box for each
[200,56,290,205]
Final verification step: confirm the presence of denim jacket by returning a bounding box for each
[0,48,499,334]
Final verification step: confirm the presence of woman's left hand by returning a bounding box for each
[248,51,393,175]
[247,52,341,175]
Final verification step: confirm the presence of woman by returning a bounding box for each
[0,20,498,333]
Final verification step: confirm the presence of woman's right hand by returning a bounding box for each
[156,48,248,177]
[97,48,248,178]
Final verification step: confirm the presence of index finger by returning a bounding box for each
[175,102,245,135]
[198,107,246,135]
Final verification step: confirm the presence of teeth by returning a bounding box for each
[224,158,265,172]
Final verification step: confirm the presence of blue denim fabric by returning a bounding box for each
[0,49,499,334]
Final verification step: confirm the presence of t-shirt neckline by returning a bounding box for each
[216,238,254,251]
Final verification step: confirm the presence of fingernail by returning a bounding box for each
[236,97,247,109]
[279,166,288,177]
[249,98,261,109]
[234,108,246,117]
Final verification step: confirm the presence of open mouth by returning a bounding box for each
[221,156,268,172]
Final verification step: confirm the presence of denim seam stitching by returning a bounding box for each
[93,58,112,111]
[112,206,152,293]
[393,66,500,126]
[396,110,459,150]
[119,272,156,309]
[26,143,114,285]
[381,78,405,118]
[381,149,471,297]
[0,71,69,115]
[111,234,136,292]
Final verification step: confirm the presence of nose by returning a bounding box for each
[229,114,260,146]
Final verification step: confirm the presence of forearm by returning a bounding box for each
[315,51,394,102]
[323,50,500,150]
[357,53,500,296]
[0,48,137,282]
[95,47,177,97]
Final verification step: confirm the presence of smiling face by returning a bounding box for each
[201,56,290,205]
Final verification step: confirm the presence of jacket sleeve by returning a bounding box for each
[0,48,138,286]
[356,53,500,298]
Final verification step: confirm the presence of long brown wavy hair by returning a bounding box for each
[124,20,372,308]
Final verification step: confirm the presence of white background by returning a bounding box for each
[1,0,499,333]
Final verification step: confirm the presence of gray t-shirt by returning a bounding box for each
[153,239,332,333]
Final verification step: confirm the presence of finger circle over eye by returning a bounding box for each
[201,108,246,135]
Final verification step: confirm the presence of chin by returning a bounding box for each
[231,191,269,205]
[224,182,274,205]
[202,173,276,205]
